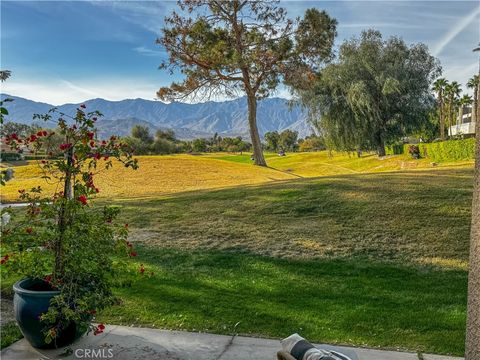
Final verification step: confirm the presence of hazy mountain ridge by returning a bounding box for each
[0,94,314,140]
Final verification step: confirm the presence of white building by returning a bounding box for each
[448,106,475,136]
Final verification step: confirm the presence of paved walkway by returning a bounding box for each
[1,325,463,360]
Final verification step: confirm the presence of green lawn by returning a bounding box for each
[100,248,467,355]
[1,161,473,355]
[99,166,472,356]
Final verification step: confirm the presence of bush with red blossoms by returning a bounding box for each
[0,105,142,344]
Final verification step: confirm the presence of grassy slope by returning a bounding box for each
[1,152,473,203]
[0,153,474,355]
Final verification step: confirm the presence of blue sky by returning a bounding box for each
[1,0,479,105]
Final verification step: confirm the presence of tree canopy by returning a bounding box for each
[295,30,441,155]
[157,0,337,165]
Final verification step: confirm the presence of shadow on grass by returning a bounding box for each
[101,247,467,356]
[114,168,473,264]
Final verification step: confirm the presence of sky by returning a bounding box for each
[0,0,479,105]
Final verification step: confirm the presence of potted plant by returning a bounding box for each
[1,105,139,348]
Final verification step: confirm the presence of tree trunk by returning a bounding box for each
[465,108,480,359]
[54,147,74,278]
[474,85,479,124]
[246,94,267,166]
[376,131,386,157]
[458,105,464,127]
[472,82,480,126]
[439,96,445,140]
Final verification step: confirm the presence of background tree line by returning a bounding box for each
[123,125,252,155]
[433,75,479,140]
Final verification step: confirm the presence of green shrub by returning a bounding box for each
[385,144,404,155]
[0,152,23,161]
[401,138,475,162]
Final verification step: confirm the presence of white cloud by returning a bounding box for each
[1,78,166,105]
[133,46,165,57]
[89,1,170,35]
[432,5,480,56]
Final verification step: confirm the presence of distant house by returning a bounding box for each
[448,106,475,136]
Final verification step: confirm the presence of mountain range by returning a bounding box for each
[0,94,314,140]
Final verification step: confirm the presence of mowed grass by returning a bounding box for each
[0,153,474,355]
[95,166,473,356]
[0,155,295,203]
[100,248,467,356]
[0,151,473,203]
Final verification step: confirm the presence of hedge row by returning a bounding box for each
[0,152,23,161]
[387,138,475,162]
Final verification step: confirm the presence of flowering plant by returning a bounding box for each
[408,144,420,159]
[0,104,139,343]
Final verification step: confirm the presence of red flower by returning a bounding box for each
[129,251,137,257]
[90,141,95,147]
[44,275,52,283]
[26,227,33,234]
[77,195,88,205]
[29,134,37,142]
[41,160,47,164]
[42,130,48,136]
[125,223,129,228]
[139,264,145,274]
[59,143,72,150]
[0,254,9,265]
[88,310,97,315]
[87,132,94,140]
[94,153,101,160]
[94,323,105,335]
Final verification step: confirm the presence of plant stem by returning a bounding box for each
[54,147,74,279]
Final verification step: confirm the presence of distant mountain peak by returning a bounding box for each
[0,94,314,140]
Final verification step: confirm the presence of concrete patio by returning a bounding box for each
[1,325,463,360]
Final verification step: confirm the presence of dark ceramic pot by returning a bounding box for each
[13,278,82,349]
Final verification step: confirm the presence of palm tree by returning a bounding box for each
[444,81,462,137]
[467,75,479,124]
[0,70,11,82]
[433,78,448,139]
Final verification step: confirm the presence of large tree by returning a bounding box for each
[465,45,480,360]
[467,82,480,360]
[294,30,440,156]
[157,0,337,166]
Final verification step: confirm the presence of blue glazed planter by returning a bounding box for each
[13,278,82,349]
